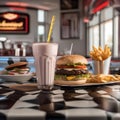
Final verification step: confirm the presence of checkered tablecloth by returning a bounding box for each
[0,83,120,120]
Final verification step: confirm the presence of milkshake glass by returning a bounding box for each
[32,43,58,90]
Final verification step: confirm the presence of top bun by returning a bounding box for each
[5,62,28,70]
[57,55,88,65]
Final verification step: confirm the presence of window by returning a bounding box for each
[87,7,119,58]
[100,20,113,49]
[114,16,119,57]
[88,25,99,50]
[38,10,44,22]
[37,10,46,42]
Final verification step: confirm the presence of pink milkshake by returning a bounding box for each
[32,43,58,90]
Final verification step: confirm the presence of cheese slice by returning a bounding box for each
[66,76,76,80]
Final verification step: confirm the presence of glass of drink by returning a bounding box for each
[32,42,58,90]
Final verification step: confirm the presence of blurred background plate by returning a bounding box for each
[0,73,33,83]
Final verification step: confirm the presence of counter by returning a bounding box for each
[0,81,120,120]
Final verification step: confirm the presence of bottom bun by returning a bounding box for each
[54,79,86,86]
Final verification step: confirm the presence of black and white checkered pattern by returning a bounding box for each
[0,83,120,120]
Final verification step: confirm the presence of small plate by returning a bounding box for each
[0,72,33,83]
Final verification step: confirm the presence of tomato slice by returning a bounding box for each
[57,65,87,69]
[74,65,87,69]
[8,71,15,75]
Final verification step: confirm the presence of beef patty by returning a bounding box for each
[55,69,89,76]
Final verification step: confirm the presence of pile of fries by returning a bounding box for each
[88,45,120,83]
[90,45,111,61]
[86,74,120,83]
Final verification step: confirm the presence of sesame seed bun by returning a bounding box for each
[56,55,88,65]
[5,62,28,70]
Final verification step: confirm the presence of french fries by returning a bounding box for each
[86,74,119,83]
[90,45,111,61]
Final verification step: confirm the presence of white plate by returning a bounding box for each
[54,80,120,88]
[0,72,33,83]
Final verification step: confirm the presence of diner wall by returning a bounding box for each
[0,0,86,56]
[47,0,86,55]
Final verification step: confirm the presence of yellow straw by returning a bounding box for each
[47,16,55,43]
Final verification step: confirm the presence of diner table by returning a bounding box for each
[0,79,120,120]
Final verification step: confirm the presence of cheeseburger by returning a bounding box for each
[55,55,90,85]
[4,62,30,75]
